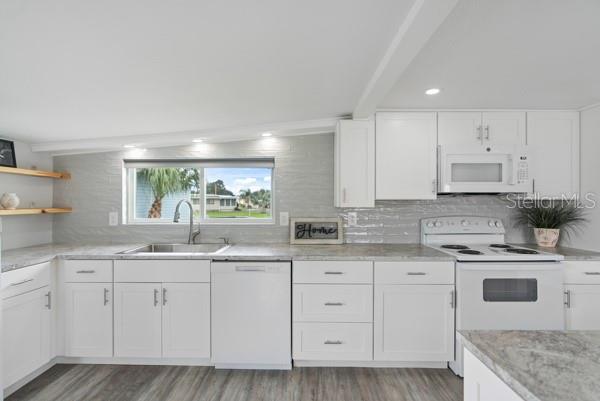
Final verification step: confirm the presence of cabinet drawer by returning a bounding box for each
[293,261,372,284]
[63,260,113,282]
[293,322,372,361]
[1,262,51,299]
[564,261,600,284]
[293,284,372,322]
[375,261,454,284]
[114,260,210,282]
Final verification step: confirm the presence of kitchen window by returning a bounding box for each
[123,159,274,224]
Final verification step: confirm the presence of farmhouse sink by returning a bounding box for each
[120,243,230,255]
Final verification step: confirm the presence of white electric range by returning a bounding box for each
[421,216,565,377]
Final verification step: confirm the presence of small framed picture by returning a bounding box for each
[290,217,344,245]
[0,139,16,167]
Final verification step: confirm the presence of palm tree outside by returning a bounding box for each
[137,168,197,218]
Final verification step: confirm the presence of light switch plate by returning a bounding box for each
[279,212,289,226]
[347,212,358,227]
[109,211,119,226]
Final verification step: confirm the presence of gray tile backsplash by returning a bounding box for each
[53,134,526,244]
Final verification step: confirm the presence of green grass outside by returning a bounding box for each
[206,210,270,218]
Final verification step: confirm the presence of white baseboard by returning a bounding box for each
[293,360,449,368]
[214,363,292,370]
[56,356,213,366]
[3,359,56,398]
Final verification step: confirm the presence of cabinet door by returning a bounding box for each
[334,119,375,207]
[527,111,580,198]
[565,285,600,330]
[375,112,437,199]
[114,283,162,358]
[482,112,526,146]
[438,112,482,146]
[374,284,454,361]
[2,287,51,388]
[64,283,113,357]
[162,283,210,358]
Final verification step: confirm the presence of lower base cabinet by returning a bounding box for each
[114,282,210,359]
[374,284,455,361]
[2,287,51,388]
[293,322,373,361]
[464,348,523,401]
[564,284,600,330]
[64,283,113,357]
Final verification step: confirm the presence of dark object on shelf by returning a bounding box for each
[0,139,16,167]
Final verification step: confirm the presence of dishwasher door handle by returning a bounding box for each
[235,266,266,272]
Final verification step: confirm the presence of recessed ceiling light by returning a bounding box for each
[261,132,273,137]
[123,144,136,148]
[425,88,441,95]
[192,138,204,143]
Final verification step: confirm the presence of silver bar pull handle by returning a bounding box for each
[407,272,427,276]
[564,290,571,308]
[163,288,167,305]
[154,288,159,307]
[584,272,600,275]
[485,125,490,140]
[235,266,266,272]
[450,290,455,309]
[477,125,482,140]
[324,271,344,275]
[76,270,96,274]
[104,288,110,306]
[324,302,344,306]
[324,340,343,345]
[45,291,52,309]
[10,278,34,287]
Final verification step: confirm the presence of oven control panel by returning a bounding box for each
[421,216,505,235]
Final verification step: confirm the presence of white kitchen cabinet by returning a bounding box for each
[374,284,454,361]
[162,283,211,358]
[527,111,580,198]
[2,287,51,388]
[375,112,437,200]
[438,111,525,147]
[64,283,113,357]
[564,285,600,330]
[464,348,524,401]
[114,283,162,358]
[334,119,375,207]
[292,322,373,361]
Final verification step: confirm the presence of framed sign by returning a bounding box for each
[0,139,16,168]
[290,217,343,245]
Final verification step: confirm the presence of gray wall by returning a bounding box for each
[53,134,527,245]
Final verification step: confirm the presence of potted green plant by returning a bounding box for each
[515,200,587,247]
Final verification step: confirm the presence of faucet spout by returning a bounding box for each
[173,199,197,244]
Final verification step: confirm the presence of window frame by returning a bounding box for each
[123,159,275,226]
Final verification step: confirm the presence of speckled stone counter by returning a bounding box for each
[460,330,600,401]
[517,244,600,261]
[1,243,453,272]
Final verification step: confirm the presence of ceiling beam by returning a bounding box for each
[30,117,341,155]
[352,0,458,119]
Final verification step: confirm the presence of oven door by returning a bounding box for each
[438,145,530,193]
[456,262,565,330]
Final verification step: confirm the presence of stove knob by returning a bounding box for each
[427,222,434,228]
[488,220,495,227]
[495,221,502,227]
[434,221,442,227]
[461,220,469,226]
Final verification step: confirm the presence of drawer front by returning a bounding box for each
[63,260,113,282]
[1,262,51,299]
[564,261,600,284]
[375,261,454,284]
[293,261,373,284]
[114,260,210,282]
[293,284,372,322]
[293,322,373,361]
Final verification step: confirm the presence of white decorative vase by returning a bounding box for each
[0,193,20,210]
[534,228,560,247]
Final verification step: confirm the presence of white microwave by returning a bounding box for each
[438,145,531,193]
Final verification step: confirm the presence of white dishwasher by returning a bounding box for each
[211,261,291,370]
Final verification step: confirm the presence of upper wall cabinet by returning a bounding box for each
[334,120,375,207]
[438,112,526,147]
[375,112,437,200]
[527,111,580,198]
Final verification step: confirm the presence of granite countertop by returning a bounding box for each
[460,330,600,401]
[518,244,600,261]
[1,243,452,272]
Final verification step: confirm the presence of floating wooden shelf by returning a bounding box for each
[0,166,71,179]
[0,207,72,216]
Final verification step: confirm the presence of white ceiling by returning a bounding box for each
[0,0,414,143]
[381,0,600,109]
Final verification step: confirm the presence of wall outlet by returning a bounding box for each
[279,212,289,226]
[347,212,358,227]
[109,211,119,226]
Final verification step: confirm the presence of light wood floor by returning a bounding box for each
[7,364,463,401]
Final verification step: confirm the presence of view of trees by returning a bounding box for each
[205,179,234,196]
[137,168,200,218]
[239,188,271,209]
